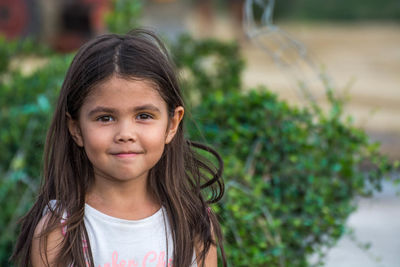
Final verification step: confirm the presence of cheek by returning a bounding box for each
[141,126,168,150]
[81,129,109,154]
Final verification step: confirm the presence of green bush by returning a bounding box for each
[172,35,396,266]
[188,89,392,266]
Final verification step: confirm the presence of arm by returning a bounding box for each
[31,214,64,267]
[196,243,218,267]
[195,222,218,267]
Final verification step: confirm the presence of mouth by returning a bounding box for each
[111,151,143,158]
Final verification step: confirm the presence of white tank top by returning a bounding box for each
[84,204,198,267]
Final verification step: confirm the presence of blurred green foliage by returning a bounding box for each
[171,34,244,108]
[104,0,142,34]
[0,35,52,73]
[0,36,73,265]
[1,1,398,266]
[274,0,400,21]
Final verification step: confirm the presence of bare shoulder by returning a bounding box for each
[31,213,64,267]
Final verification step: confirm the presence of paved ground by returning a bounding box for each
[324,181,400,267]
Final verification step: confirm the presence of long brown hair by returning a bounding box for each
[11,29,226,267]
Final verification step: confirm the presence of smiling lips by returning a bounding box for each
[111,151,144,158]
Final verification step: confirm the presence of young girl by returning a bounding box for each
[12,29,226,267]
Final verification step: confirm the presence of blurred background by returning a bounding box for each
[1,0,399,266]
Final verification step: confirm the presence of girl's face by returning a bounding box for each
[67,76,184,184]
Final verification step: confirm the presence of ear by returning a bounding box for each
[66,113,84,147]
[165,106,184,144]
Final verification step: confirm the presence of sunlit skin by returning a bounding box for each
[67,76,184,219]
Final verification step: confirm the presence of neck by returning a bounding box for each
[85,174,160,220]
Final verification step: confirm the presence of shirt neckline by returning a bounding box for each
[84,203,165,225]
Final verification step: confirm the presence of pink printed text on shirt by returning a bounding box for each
[98,250,173,267]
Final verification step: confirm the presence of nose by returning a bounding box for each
[114,120,136,143]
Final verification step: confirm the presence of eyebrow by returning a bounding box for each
[87,105,161,117]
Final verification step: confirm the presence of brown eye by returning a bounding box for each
[96,115,114,122]
[137,113,153,120]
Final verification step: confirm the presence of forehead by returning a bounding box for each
[83,76,166,109]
